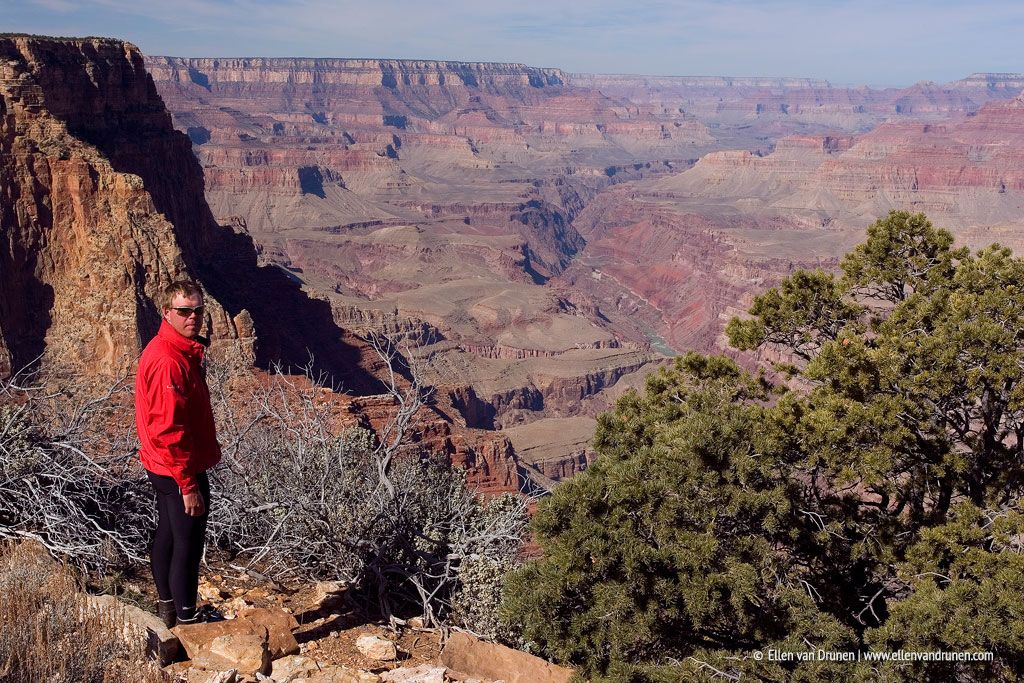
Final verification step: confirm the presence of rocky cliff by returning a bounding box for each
[0,35,386,389]
[0,36,233,376]
[141,56,1024,368]
[571,72,1023,116]
[146,57,569,108]
[556,90,1024,359]
[642,96,1024,245]
[141,54,1024,477]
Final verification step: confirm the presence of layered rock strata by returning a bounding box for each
[569,72,1024,142]
[144,57,669,411]
[562,91,1024,358]
[646,96,1024,247]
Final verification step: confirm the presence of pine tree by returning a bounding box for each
[503,212,1024,681]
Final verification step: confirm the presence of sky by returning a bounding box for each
[3,0,1024,87]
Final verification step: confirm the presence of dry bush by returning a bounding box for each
[0,541,164,683]
[206,338,531,628]
[0,369,152,574]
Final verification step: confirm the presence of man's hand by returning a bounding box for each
[183,491,206,517]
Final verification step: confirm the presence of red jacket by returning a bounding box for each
[135,320,221,494]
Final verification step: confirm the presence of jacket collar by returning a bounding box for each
[157,319,207,359]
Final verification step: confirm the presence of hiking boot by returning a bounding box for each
[196,603,226,622]
[157,599,176,629]
[176,603,225,625]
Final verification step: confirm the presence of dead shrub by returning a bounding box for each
[0,371,151,574]
[205,338,532,629]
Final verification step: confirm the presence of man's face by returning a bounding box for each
[163,292,204,339]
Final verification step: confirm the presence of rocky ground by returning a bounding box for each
[105,563,571,683]
[0,539,568,683]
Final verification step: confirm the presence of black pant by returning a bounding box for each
[146,470,210,618]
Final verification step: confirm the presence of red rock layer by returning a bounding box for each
[143,56,713,252]
[646,97,1024,241]
[557,92,1024,362]
[347,394,524,495]
[819,95,1024,201]
[0,36,230,375]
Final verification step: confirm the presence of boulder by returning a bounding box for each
[239,607,301,658]
[440,632,572,683]
[86,594,180,666]
[161,663,240,683]
[355,634,398,661]
[305,665,381,683]
[311,580,349,612]
[174,619,271,675]
[194,633,271,676]
[314,580,349,599]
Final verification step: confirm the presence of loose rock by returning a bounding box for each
[86,594,180,666]
[355,634,398,661]
[270,654,320,682]
[200,580,230,602]
[239,607,301,658]
[306,664,381,683]
[174,619,271,676]
[206,670,241,683]
[193,633,271,676]
[311,580,349,612]
[381,664,447,683]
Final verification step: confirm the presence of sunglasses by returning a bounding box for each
[170,305,205,318]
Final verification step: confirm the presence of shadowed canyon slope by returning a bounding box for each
[141,56,1024,478]
[0,36,532,493]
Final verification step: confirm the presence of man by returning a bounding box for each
[135,280,221,627]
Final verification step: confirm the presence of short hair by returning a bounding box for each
[161,280,204,310]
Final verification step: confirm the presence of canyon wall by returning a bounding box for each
[0,36,236,376]
[0,36,391,390]
[144,54,668,446]
[569,72,1024,138]
[572,92,1024,356]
